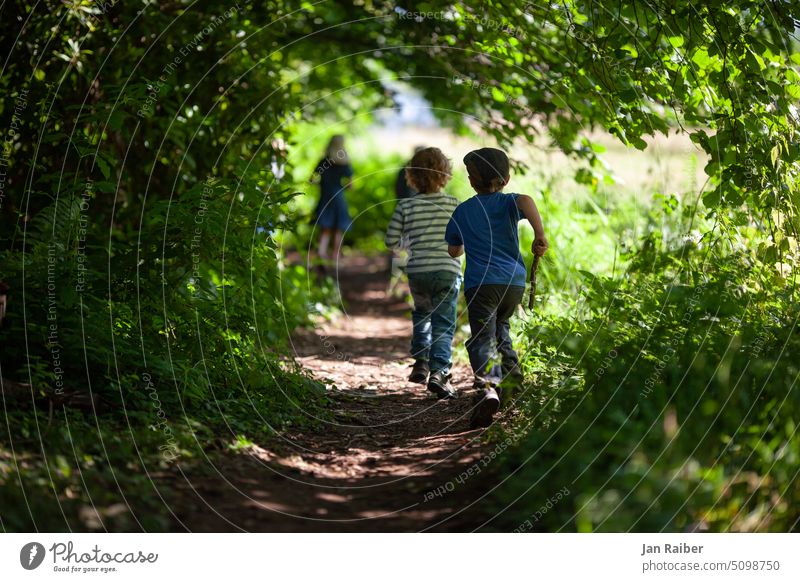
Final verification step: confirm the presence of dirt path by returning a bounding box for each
[172,255,496,531]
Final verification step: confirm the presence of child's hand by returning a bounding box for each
[532,237,548,257]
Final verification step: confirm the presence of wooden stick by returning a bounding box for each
[528,254,540,310]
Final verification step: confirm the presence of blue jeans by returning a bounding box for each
[408,271,461,374]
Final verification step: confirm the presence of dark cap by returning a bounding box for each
[463,147,510,189]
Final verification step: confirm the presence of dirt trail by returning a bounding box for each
[172,255,496,532]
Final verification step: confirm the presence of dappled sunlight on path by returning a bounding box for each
[171,255,496,531]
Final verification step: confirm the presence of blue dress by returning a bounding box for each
[313,159,353,230]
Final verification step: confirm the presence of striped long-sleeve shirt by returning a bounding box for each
[384,193,462,276]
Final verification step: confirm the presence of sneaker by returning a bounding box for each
[469,387,501,429]
[427,370,456,400]
[409,360,430,384]
[472,375,498,390]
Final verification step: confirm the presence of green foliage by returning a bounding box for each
[0,2,344,530]
[284,147,408,253]
[1,0,798,532]
[1,177,327,412]
[0,174,331,530]
[490,202,799,531]
[341,153,406,251]
[381,1,799,241]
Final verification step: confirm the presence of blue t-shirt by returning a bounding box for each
[445,192,526,291]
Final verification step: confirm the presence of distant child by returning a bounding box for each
[445,147,548,428]
[385,147,461,399]
[311,135,354,263]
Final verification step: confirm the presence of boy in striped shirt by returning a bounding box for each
[385,148,462,399]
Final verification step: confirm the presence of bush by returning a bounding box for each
[488,210,800,532]
[0,176,333,530]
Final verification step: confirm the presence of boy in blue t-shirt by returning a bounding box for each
[445,148,548,428]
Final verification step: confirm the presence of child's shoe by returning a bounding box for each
[469,386,500,429]
[472,375,498,390]
[427,370,456,400]
[409,359,430,384]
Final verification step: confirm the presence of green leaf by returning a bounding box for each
[668,36,684,48]
[745,49,766,72]
[95,156,111,180]
[630,136,647,150]
[691,48,712,69]
[108,110,125,132]
[770,146,780,169]
[703,188,721,207]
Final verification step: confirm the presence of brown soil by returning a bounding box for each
[170,255,498,532]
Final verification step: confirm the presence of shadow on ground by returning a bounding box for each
[169,255,501,532]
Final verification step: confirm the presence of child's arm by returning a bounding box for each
[444,210,464,257]
[516,195,548,256]
[448,244,464,258]
[384,203,404,248]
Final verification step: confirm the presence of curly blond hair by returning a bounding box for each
[404,147,452,194]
